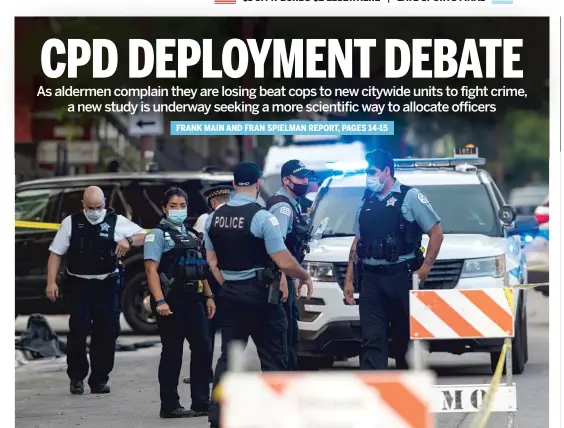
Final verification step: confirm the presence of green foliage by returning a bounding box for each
[500,109,549,187]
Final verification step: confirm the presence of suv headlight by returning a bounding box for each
[303,262,335,282]
[461,255,506,278]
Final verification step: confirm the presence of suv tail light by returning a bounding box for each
[535,213,549,224]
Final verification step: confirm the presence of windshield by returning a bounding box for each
[15,188,59,222]
[311,184,502,237]
[509,185,549,208]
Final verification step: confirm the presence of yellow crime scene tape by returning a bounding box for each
[15,220,204,292]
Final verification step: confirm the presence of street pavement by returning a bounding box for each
[15,290,549,428]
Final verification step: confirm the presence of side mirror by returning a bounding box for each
[498,204,517,226]
[507,215,540,237]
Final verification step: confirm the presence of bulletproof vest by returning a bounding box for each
[358,184,423,261]
[208,203,271,271]
[156,222,208,283]
[266,194,311,263]
[67,210,118,275]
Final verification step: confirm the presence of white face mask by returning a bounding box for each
[84,208,106,224]
[366,174,387,192]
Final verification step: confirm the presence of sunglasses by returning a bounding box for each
[365,168,379,176]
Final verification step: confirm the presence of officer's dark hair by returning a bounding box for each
[365,149,395,177]
[161,187,188,208]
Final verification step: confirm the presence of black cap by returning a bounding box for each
[365,149,394,174]
[203,184,234,200]
[233,161,262,187]
[281,159,314,179]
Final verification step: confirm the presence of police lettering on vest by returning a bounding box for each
[266,195,311,264]
[67,210,118,275]
[208,203,271,271]
[213,214,246,229]
[156,223,208,285]
[357,185,423,263]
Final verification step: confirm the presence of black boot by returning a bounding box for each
[90,384,111,394]
[160,406,196,418]
[70,380,84,395]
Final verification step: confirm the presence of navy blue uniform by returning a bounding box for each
[144,219,212,415]
[353,179,440,370]
[49,210,145,390]
[204,193,288,427]
[267,187,309,370]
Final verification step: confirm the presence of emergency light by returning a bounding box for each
[325,157,486,173]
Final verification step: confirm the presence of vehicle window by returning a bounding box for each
[110,190,129,218]
[310,183,502,237]
[489,178,506,207]
[121,182,163,229]
[58,186,116,221]
[15,188,61,222]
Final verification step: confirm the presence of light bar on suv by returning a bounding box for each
[326,157,486,173]
[393,157,486,168]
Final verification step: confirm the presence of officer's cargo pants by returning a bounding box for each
[154,287,212,414]
[284,277,300,370]
[66,275,120,387]
[358,263,412,370]
[208,278,288,427]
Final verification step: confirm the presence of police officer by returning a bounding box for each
[183,184,233,385]
[144,187,216,418]
[343,150,444,370]
[204,161,314,428]
[266,159,314,371]
[45,186,146,394]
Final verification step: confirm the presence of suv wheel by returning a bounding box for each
[122,272,159,335]
[489,295,527,375]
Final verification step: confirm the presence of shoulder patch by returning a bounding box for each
[144,234,155,243]
[417,192,429,204]
[279,206,292,217]
[269,216,280,227]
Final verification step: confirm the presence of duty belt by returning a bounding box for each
[363,260,411,275]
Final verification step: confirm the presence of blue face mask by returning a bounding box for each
[366,174,387,193]
[168,209,187,225]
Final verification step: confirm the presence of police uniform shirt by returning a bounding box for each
[193,200,228,234]
[203,193,286,281]
[268,187,302,240]
[49,213,146,279]
[353,179,441,266]
[144,219,192,263]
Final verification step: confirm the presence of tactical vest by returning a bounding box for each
[156,222,208,284]
[208,203,271,271]
[266,194,311,263]
[67,210,118,275]
[358,185,423,261]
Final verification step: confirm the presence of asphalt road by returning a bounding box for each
[15,289,549,428]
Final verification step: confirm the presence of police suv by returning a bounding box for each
[298,152,534,374]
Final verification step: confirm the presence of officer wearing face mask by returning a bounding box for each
[343,150,444,371]
[204,161,314,428]
[144,187,216,419]
[45,186,146,395]
[266,159,315,371]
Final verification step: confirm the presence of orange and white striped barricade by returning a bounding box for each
[220,370,435,428]
[409,280,516,428]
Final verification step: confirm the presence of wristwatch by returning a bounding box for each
[126,236,133,245]
[205,294,215,300]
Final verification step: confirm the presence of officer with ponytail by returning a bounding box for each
[144,187,216,419]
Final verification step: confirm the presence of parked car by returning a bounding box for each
[15,170,233,334]
[508,183,549,216]
[523,196,549,296]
